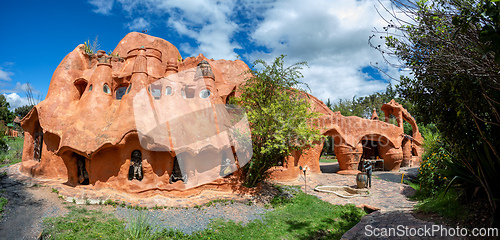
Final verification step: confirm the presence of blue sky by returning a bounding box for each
[0,0,401,110]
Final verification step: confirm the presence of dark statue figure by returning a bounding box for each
[128,150,143,181]
[363,161,373,188]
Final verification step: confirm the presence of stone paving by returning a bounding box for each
[275,163,464,239]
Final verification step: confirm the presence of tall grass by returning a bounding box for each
[125,210,162,240]
[0,137,23,168]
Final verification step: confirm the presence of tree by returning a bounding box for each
[235,55,322,187]
[327,82,413,120]
[0,95,13,124]
[373,0,500,226]
[14,105,33,119]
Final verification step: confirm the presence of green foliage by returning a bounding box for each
[319,156,337,163]
[416,137,451,197]
[415,189,467,221]
[0,95,13,121]
[81,36,100,55]
[235,55,323,187]
[0,137,23,167]
[104,199,118,207]
[0,125,7,154]
[377,0,500,226]
[0,197,7,214]
[328,82,415,120]
[453,0,500,61]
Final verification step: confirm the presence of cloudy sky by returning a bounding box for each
[0,0,400,110]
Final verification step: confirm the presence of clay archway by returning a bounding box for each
[323,128,363,175]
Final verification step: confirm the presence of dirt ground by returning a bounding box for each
[0,171,68,239]
[0,162,421,239]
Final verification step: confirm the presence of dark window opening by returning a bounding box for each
[169,155,187,183]
[276,156,285,167]
[361,140,379,160]
[360,140,384,171]
[89,85,93,92]
[76,154,89,185]
[103,84,111,94]
[128,150,143,181]
[33,131,43,162]
[126,84,132,94]
[165,86,172,96]
[74,80,88,99]
[412,147,418,156]
[115,86,128,100]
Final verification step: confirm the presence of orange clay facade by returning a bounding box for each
[20,33,422,195]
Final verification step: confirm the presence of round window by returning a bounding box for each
[165,86,172,96]
[89,85,93,92]
[103,84,111,94]
[199,89,211,99]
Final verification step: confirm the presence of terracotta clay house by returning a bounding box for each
[270,98,423,179]
[20,32,422,195]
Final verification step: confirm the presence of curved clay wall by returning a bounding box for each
[20,33,253,196]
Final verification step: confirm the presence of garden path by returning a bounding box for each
[274,162,464,239]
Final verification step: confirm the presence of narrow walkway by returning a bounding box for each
[276,163,463,239]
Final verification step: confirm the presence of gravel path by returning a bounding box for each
[115,202,271,234]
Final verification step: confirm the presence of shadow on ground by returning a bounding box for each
[0,171,68,239]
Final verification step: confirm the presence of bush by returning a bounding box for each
[415,125,452,198]
[417,141,451,197]
[235,55,322,187]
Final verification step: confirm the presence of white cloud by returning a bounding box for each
[0,68,13,81]
[110,0,242,59]
[89,0,115,15]
[3,93,30,110]
[247,0,397,101]
[126,17,151,31]
[91,0,405,102]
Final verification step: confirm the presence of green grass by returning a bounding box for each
[187,192,365,239]
[42,206,128,239]
[414,189,466,221]
[0,137,24,168]
[405,180,466,222]
[41,189,366,239]
[319,156,337,163]
[0,197,7,215]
